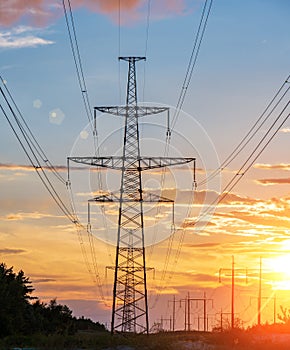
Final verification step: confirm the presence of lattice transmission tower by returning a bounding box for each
[69,56,195,333]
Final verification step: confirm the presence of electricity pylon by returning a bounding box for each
[69,56,195,333]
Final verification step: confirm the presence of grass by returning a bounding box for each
[1,329,290,350]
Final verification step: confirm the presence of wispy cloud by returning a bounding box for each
[0,248,26,255]
[254,163,290,171]
[32,278,57,283]
[185,242,220,248]
[256,178,290,186]
[1,211,62,221]
[0,162,104,173]
[279,127,290,133]
[0,162,66,172]
[0,3,61,27]
[143,188,257,206]
[0,26,54,49]
[0,1,189,27]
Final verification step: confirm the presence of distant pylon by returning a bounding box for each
[69,56,195,333]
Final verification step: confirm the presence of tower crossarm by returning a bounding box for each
[68,156,195,170]
[89,191,174,203]
[107,266,154,273]
[95,106,168,117]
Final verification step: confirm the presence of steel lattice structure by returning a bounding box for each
[69,57,195,333]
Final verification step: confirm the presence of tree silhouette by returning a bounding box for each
[0,263,34,336]
[0,262,107,338]
[278,306,290,325]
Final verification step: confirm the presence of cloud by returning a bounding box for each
[1,211,61,221]
[0,34,54,48]
[216,209,290,230]
[254,163,290,171]
[279,127,290,133]
[195,194,290,240]
[190,273,217,283]
[0,26,54,49]
[0,1,189,27]
[0,162,36,172]
[32,278,57,283]
[0,248,26,255]
[218,192,258,205]
[0,162,106,173]
[73,0,190,25]
[185,242,220,248]
[59,299,109,321]
[146,189,257,206]
[256,178,290,186]
[194,190,258,206]
[0,2,61,27]
[0,162,66,172]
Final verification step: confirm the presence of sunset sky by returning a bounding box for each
[0,0,290,330]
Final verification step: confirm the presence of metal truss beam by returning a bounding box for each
[94,106,168,118]
[68,156,195,171]
[88,191,173,203]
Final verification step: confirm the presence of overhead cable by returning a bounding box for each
[171,0,214,130]
[199,75,290,186]
[149,0,214,306]
[62,0,114,297]
[0,87,76,223]
[197,99,290,223]
[0,82,107,304]
[62,0,93,125]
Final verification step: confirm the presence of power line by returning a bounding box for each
[172,0,214,130]
[218,107,290,204]
[142,0,151,102]
[149,0,214,307]
[199,75,290,186]
[0,87,75,223]
[62,0,114,270]
[196,99,290,224]
[0,83,108,305]
[0,76,66,185]
[62,0,93,125]
[118,0,122,104]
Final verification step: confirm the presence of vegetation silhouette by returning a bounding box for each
[0,263,106,339]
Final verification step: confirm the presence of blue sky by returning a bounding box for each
[1,0,289,161]
[1,0,290,329]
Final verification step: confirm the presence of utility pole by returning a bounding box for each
[274,294,276,324]
[205,314,215,332]
[250,293,277,325]
[216,309,232,331]
[68,57,195,334]
[188,292,191,331]
[258,256,262,326]
[254,257,278,325]
[219,256,247,329]
[157,316,172,331]
[180,292,213,331]
[231,256,234,329]
[247,257,274,326]
[168,295,179,331]
[179,296,187,331]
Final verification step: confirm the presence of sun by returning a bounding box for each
[264,242,290,290]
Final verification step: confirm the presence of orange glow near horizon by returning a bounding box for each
[264,240,290,290]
